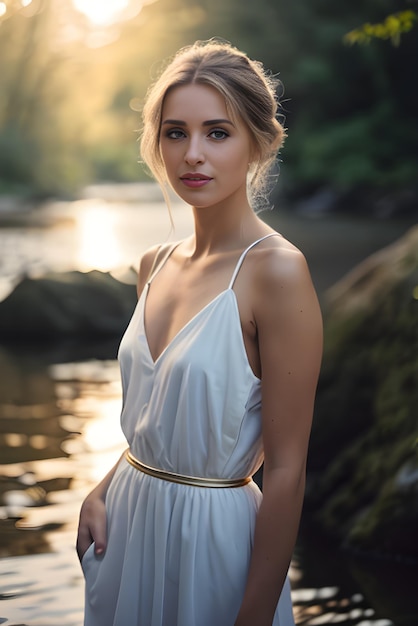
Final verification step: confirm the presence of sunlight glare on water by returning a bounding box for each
[81,395,125,447]
[75,203,125,271]
[51,359,126,483]
[79,400,127,483]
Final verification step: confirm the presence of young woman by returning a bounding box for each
[77,40,323,626]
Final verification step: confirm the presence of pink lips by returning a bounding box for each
[180,173,213,188]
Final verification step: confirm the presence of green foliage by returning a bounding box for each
[88,143,148,183]
[345,10,417,46]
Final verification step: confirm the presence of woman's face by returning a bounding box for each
[159,83,253,210]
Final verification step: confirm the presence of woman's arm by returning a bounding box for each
[76,244,165,562]
[76,452,125,561]
[235,246,323,625]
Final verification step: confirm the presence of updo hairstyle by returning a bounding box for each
[140,40,286,208]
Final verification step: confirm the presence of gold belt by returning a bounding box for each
[125,450,251,488]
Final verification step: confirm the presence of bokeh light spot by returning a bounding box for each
[72,0,130,26]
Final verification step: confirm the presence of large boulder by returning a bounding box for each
[0,270,137,338]
[306,225,418,560]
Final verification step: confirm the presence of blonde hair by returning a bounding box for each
[140,39,286,209]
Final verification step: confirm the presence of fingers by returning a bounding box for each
[76,531,92,562]
[76,497,108,562]
[90,508,107,555]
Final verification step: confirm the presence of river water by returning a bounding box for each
[0,183,416,626]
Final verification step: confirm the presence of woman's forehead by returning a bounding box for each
[163,84,227,115]
[161,83,246,132]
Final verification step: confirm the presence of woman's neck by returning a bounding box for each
[189,201,264,257]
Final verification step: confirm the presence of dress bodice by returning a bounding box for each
[117,234,279,479]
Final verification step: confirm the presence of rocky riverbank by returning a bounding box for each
[306,225,418,560]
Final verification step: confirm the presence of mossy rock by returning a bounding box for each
[346,459,418,560]
[306,225,418,559]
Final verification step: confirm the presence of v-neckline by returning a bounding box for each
[142,284,233,366]
[141,232,279,368]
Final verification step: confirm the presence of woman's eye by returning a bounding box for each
[209,129,229,140]
[166,129,185,139]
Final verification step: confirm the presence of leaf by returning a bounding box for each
[344,10,417,47]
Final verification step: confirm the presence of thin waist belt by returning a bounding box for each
[125,450,251,488]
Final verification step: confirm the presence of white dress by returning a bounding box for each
[82,234,295,626]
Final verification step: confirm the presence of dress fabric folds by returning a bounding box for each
[82,235,295,626]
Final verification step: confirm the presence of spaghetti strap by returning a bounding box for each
[147,242,181,284]
[228,233,281,289]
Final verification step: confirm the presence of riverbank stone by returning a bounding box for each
[0,270,137,338]
[306,225,418,561]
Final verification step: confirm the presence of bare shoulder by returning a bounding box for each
[251,235,320,320]
[250,235,323,386]
[136,241,181,297]
[137,244,160,297]
[253,235,312,291]
[137,241,186,297]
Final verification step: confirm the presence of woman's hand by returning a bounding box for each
[76,452,125,563]
[76,491,108,562]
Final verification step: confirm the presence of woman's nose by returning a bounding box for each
[184,136,205,165]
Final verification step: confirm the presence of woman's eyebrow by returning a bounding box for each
[203,119,234,127]
[161,118,234,126]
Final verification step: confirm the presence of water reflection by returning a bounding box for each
[0,342,125,561]
[51,358,126,482]
[292,521,418,626]
[0,184,194,300]
[76,205,125,271]
[0,347,70,466]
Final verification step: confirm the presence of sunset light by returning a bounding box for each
[72,0,131,26]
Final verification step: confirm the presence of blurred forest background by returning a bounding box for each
[0,0,417,215]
